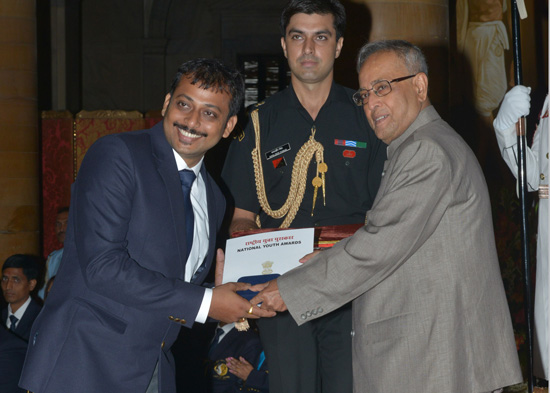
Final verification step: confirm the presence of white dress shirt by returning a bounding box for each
[214,322,236,344]
[172,150,212,323]
[6,296,32,329]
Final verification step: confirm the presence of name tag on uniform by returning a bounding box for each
[265,143,291,160]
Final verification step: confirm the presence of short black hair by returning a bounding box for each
[57,206,69,215]
[2,254,41,281]
[356,39,428,76]
[168,58,245,119]
[280,0,347,40]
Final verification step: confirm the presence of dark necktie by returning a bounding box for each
[179,169,196,262]
[209,327,224,356]
[9,315,18,332]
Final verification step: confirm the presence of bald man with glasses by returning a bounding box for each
[252,39,522,393]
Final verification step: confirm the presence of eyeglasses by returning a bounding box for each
[352,74,417,106]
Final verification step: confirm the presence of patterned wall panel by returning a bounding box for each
[41,110,74,257]
[144,110,163,129]
[41,110,153,257]
[74,110,145,177]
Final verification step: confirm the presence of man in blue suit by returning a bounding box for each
[19,58,274,393]
[1,254,42,343]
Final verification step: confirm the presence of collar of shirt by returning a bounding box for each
[172,149,204,176]
[288,82,353,124]
[217,322,236,343]
[288,81,351,110]
[171,149,210,281]
[7,296,32,328]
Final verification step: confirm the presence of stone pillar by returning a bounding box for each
[0,0,40,265]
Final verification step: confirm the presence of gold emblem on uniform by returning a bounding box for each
[213,360,230,379]
[236,317,250,331]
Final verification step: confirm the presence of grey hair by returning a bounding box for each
[356,40,428,76]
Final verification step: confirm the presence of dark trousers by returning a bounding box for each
[257,303,353,393]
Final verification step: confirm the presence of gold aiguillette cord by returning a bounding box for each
[251,110,327,227]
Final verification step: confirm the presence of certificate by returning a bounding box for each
[222,228,315,284]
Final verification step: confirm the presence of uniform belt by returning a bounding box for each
[539,184,549,199]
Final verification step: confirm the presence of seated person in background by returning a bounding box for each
[1,254,42,342]
[0,326,27,393]
[207,321,268,393]
[38,207,69,299]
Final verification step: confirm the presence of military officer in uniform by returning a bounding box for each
[221,1,386,392]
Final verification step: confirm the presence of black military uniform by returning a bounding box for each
[221,82,386,393]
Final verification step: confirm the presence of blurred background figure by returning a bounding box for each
[38,207,68,300]
[44,275,56,301]
[1,254,42,342]
[457,0,509,122]
[457,0,510,164]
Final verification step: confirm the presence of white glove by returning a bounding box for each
[494,85,531,131]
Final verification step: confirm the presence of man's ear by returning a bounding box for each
[335,37,344,58]
[414,73,429,102]
[223,115,238,138]
[161,93,171,117]
[281,37,288,58]
[29,279,37,292]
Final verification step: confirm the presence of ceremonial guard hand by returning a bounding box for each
[494,85,531,131]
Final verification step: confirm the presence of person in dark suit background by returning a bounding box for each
[206,321,269,393]
[1,254,42,342]
[0,326,27,393]
[1,254,42,393]
[19,58,274,393]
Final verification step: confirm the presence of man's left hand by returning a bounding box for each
[210,282,275,323]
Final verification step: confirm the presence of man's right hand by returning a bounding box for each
[209,282,276,323]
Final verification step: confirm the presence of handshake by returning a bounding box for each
[208,248,309,326]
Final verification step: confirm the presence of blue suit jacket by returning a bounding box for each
[0,326,27,393]
[20,123,226,393]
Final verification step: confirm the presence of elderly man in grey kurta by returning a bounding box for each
[250,40,523,393]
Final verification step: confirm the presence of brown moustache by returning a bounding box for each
[298,55,319,63]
